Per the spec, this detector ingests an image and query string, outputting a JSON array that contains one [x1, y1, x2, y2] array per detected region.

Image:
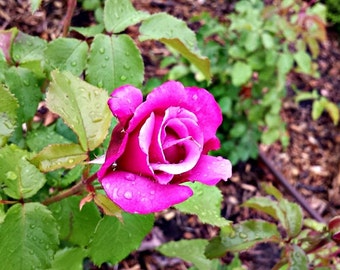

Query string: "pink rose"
[[98, 81, 231, 214]]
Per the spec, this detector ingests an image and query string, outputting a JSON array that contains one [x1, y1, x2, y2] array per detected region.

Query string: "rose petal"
[[108, 85, 143, 125], [187, 155, 232, 185], [100, 171, 193, 214], [97, 123, 128, 179]]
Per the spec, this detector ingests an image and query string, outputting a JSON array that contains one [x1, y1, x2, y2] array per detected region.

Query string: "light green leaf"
[[46, 165, 84, 188], [0, 194, 5, 223], [70, 24, 105, 37], [139, 13, 211, 82], [213, 220, 280, 253], [261, 32, 275, 49], [323, 98, 339, 125], [288, 245, 308, 270], [158, 239, 212, 270], [279, 200, 303, 238], [5, 66, 42, 122], [0, 145, 46, 199], [86, 34, 144, 90], [242, 197, 285, 225], [245, 32, 260, 52], [26, 126, 71, 152], [50, 247, 88, 270], [44, 38, 89, 76], [277, 53, 294, 75], [49, 196, 101, 247], [47, 70, 112, 151], [0, 203, 59, 270], [104, 0, 149, 33], [312, 99, 324, 120], [231, 61, 252, 86], [261, 128, 280, 145], [29, 0, 42, 13], [175, 182, 230, 227], [12, 31, 46, 64], [262, 183, 283, 201], [30, 143, 88, 172], [88, 213, 154, 265], [294, 51, 312, 74], [0, 84, 18, 146]]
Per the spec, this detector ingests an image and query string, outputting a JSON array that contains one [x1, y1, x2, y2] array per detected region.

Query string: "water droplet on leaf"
[[120, 75, 127, 81], [6, 171, 17, 180], [99, 48, 105, 54], [97, 81, 103, 88], [71, 61, 77, 66], [101, 63, 107, 68], [239, 232, 248, 239]]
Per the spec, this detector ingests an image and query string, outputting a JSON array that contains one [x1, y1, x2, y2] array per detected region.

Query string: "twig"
[[259, 150, 325, 223], [62, 0, 77, 37]]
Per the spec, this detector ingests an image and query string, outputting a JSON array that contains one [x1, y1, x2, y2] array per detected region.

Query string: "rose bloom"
[[97, 81, 232, 214]]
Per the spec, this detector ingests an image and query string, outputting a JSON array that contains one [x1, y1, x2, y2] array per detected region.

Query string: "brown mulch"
[[1, 0, 340, 269]]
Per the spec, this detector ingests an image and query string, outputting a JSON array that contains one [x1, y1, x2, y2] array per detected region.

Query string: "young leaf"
[[0, 28, 18, 62], [0, 84, 18, 146], [175, 182, 231, 227], [0, 145, 46, 199], [139, 13, 211, 82], [231, 61, 252, 86], [0, 203, 59, 270], [49, 196, 101, 247], [279, 200, 303, 238], [30, 143, 88, 172], [157, 239, 212, 270], [294, 50, 312, 74], [277, 53, 294, 75], [51, 247, 88, 270], [262, 183, 283, 201], [209, 220, 281, 253], [86, 34, 144, 90], [5, 66, 42, 122], [88, 213, 154, 265], [104, 0, 149, 33], [312, 99, 324, 121], [288, 245, 309, 270], [323, 98, 339, 125], [29, 0, 42, 13], [47, 70, 112, 151], [44, 38, 89, 76], [242, 197, 286, 225]]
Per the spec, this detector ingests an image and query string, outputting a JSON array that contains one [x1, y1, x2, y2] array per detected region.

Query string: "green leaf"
[[261, 128, 280, 145], [158, 239, 212, 270], [288, 245, 308, 270], [70, 24, 105, 37], [323, 98, 339, 125], [44, 38, 89, 76], [50, 247, 88, 270], [245, 32, 260, 52], [262, 183, 283, 201], [279, 200, 303, 238], [46, 165, 84, 188], [230, 122, 247, 138], [0, 145, 46, 199], [12, 31, 46, 64], [242, 197, 285, 224], [277, 53, 294, 75], [88, 213, 154, 265], [0, 84, 19, 146], [26, 126, 71, 152], [29, 0, 42, 13], [175, 182, 231, 227], [294, 51, 312, 74], [261, 32, 275, 49], [49, 196, 101, 246], [5, 66, 42, 122], [47, 70, 112, 151], [0, 203, 59, 270], [104, 0, 149, 33], [30, 143, 88, 172], [86, 34, 144, 90], [209, 220, 280, 253], [139, 13, 211, 82], [231, 61, 252, 86], [312, 99, 324, 120]]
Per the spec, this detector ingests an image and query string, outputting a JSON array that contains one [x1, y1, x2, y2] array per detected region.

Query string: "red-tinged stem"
[[62, 0, 77, 37], [0, 200, 18, 205], [41, 172, 98, 206]]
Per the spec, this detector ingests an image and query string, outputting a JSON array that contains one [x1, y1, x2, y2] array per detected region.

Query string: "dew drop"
[[97, 81, 103, 88], [239, 232, 248, 239], [6, 171, 17, 180], [113, 188, 119, 199], [123, 64, 130, 70], [125, 51, 130, 56], [101, 63, 107, 68], [104, 56, 110, 61], [71, 61, 77, 67], [23, 80, 30, 86], [68, 159, 74, 164], [89, 111, 102, 123], [149, 190, 155, 195], [124, 191, 133, 200], [192, 94, 198, 100], [216, 156, 223, 161], [29, 250, 34, 255], [30, 224, 36, 229], [94, 90, 100, 96], [27, 41, 33, 46], [99, 48, 105, 54], [125, 174, 136, 181], [120, 75, 127, 81]]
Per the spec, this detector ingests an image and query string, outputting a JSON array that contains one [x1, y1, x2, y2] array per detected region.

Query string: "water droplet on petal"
[[125, 174, 136, 181], [216, 156, 223, 161], [112, 188, 119, 199], [150, 190, 155, 195], [124, 191, 133, 200], [192, 94, 198, 100]]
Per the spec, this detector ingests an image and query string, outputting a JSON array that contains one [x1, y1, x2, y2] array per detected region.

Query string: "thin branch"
[[62, 0, 77, 37]]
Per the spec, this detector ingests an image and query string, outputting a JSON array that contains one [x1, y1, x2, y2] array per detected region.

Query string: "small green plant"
[[162, 0, 327, 164], [294, 87, 339, 125]]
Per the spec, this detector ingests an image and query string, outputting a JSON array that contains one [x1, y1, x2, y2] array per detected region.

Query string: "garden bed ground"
[[1, 0, 340, 269]]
